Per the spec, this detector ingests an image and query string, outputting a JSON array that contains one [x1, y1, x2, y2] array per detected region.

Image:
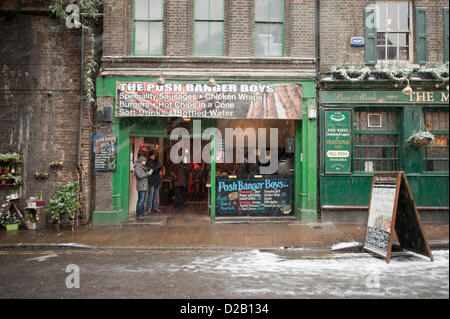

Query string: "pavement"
[[0, 210, 448, 254]]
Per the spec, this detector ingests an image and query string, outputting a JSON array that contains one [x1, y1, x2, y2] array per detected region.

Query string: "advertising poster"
[[116, 82, 303, 120], [93, 135, 117, 171], [324, 109, 352, 173]]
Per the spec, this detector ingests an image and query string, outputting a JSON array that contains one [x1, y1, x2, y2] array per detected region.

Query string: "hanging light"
[[207, 73, 217, 87], [401, 78, 413, 96], [156, 72, 165, 86]]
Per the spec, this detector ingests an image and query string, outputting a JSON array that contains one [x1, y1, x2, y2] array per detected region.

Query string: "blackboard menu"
[[93, 135, 117, 171], [216, 176, 293, 216]]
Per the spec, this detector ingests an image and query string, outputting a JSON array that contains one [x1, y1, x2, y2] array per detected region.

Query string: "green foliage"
[[418, 62, 449, 81], [331, 63, 371, 82], [46, 181, 79, 226], [0, 152, 22, 164], [373, 62, 412, 81]]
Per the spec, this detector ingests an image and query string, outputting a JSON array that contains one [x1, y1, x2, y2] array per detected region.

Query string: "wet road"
[[0, 248, 448, 300]]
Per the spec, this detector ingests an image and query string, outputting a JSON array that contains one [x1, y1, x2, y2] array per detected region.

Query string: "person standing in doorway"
[[145, 150, 163, 214], [134, 156, 153, 221], [171, 162, 188, 209]]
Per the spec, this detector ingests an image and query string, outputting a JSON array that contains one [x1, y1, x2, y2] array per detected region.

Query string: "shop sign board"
[[116, 82, 303, 120], [324, 109, 352, 174], [93, 135, 117, 171], [364, 172, 434, 263], [216, 176, 293, 216], [321, 90, 449, 104]]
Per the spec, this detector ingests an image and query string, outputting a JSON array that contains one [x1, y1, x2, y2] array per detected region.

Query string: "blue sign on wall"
[[351, 37, 365, 47]]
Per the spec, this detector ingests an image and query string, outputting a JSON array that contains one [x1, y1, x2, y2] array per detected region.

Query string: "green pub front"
[[320, 82, 449, 222]]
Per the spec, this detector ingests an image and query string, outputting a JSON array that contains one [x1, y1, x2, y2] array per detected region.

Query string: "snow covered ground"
[[166, 249, 449, 298]]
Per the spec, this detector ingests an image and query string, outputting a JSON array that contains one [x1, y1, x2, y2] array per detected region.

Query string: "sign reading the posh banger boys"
[[116, 82, 303, 120], [324, 109, 352, 174], [216, 176, 293, 216]]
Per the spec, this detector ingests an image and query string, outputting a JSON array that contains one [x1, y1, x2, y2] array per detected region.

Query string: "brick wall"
[[320, 0, 449, 72], [0, 5, 96, 224], [103, 0, 316, 59]]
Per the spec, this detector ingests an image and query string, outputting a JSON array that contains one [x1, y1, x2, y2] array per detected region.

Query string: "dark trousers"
[[174, 186, 187, 207], [136, 190, 146, 217]]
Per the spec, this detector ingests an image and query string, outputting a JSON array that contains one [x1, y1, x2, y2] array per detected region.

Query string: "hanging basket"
[[413, 137, 433, 147]]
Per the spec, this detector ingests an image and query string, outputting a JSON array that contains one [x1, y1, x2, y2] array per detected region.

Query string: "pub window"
[[376, 1, 411, 62], [194, 0, 224, 56], [133, 0, 164, 55], [353, 110, 400, 172], [422, 110, 449, 172], [254, 0, 284, 57]]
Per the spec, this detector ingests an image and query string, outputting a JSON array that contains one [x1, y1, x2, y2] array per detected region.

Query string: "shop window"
[[194, 0, 224, 56], [375, 1, 411, 62], [353, 111, 399, 172], [133, 0, 164, 55], [254, 0, 284, 57], [422, 111, 449, 172]]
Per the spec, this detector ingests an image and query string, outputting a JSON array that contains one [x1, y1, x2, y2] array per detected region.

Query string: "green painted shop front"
[[320, 82, 449, 222], [93, 77, 317, 224]]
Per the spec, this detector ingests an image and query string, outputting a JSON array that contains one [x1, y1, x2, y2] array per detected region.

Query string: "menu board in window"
[[93, 135, 117, 171], [216, 176, 293, 216]]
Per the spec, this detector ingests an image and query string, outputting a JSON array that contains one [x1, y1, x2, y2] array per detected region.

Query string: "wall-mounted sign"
[[116, 82, 303, 120], [93, 135, 117, 171], [324, 109, 352, 174], [364, 172, 434, 263], [321, 91, 449, 104], [350, 37, 365, 47], [216, 176, 293, 216]]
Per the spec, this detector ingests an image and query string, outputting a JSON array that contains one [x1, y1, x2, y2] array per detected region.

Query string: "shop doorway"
[[128, 131, 211, 220]]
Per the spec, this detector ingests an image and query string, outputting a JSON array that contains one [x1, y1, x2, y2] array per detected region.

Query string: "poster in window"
[[324, 109, 352, 174]]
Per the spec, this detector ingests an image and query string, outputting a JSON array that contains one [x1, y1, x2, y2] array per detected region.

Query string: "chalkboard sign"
[[363, 172, 433, 263], [216, 176, 293, 216], [93, 135, 117, 171]]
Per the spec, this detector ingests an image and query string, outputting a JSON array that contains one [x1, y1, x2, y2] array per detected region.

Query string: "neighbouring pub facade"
[[318, 0, 449, 222], [92, 0, 318, 224]]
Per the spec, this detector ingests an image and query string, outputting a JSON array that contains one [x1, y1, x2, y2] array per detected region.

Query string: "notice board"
[[323, 109, 352, 174], [363, 172, 433, 263], [93, 135, 117, 171], [216, 176, 293, 216]]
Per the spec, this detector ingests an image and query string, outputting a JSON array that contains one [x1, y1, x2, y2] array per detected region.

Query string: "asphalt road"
[[0, 248, 448, 301]]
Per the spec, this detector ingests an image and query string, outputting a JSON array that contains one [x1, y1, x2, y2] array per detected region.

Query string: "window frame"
[[421, 108, 449, 174], [254, 0, 285, 57], [193, 0, 225, 56], [352, 108, 402, 174], [133, 0, 164, 56], [375, 1, 413, 64]]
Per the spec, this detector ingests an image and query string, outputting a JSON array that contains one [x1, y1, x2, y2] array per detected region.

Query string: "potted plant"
[[1, 210, 22, 231], [407, 131, 435, 147], [26, 211, 38, 230], [49, 158, 64, 167], [34, 169, 49, 179], [46, 181, 79, 231], [331, 62, 371, 81], [372, 62, 412, 81]]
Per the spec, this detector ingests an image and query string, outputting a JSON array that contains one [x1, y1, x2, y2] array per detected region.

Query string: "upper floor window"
[[194, 0, 224, 56], [134, 0, 164, 55], [376, 1, 411, 62], [254, 0, 284, 57]]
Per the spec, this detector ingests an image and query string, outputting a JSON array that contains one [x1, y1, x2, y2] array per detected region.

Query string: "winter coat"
[[134, 162, 149, 191], [146, 159, 162, 187]]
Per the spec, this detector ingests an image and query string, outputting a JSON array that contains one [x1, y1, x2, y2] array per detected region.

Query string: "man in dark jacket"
[[145, 150, 163, 213], [134, 156, 152, 220]]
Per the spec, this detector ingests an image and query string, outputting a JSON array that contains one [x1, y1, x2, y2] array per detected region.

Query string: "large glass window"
[[254, 0, 284, 57], [194, 0, 224, 56], [422, 110, 449, 172], [376, 1, 411, 61], [134, 0, 163, 55], [353, 110, 400, 172]]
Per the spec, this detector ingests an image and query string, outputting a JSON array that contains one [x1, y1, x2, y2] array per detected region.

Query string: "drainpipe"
[[77, 17, 85, 223], [315, 0, 322, 222]]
